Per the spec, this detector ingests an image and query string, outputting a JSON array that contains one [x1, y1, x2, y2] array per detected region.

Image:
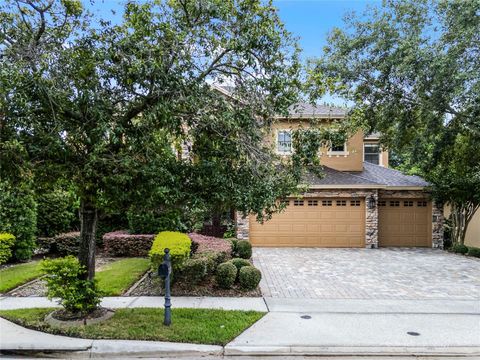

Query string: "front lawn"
[[0, 261, 43, 293], [96, 257, 150, 296], [0, 308, 264, 345]]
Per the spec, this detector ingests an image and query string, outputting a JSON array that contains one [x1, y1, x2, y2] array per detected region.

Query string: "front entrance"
[[250, 198, 365, 247], [378, 198, 431, 247]]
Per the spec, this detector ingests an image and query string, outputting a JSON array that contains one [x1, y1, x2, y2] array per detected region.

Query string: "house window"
[[336, 200, 347, 206], [308, 200, 318, 206], [378, 200, 386, 206], [417, 201, 427, 207], [404, 201, 413, 207], [280, 199, 289, 206], [350, 200, 361, 206], [322, 200, 332, 206], [277, 130, 292, 154], [390, 200, 400, 207], [293, 199, 304, 206], [364, 144, 380, 165], [331, 142, 345, 152]]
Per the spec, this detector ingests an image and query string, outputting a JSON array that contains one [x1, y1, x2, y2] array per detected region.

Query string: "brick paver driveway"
[[253, 248, 480, 300]]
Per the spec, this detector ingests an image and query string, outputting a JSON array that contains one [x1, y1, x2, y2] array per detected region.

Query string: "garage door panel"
[[250, 198, 365, 247], [379, 198, 431, 247]]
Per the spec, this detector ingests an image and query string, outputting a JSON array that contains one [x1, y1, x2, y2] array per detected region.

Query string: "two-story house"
[[235, 102, 444, 249]]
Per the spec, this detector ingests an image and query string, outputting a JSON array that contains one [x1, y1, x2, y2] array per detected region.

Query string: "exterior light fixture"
[[367, 195, 376, 209]]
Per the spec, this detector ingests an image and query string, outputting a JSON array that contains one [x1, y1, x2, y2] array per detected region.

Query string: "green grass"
[[96, 258, 150, 296], [0, 261, 43, 293], [0, 308, 265, 345]]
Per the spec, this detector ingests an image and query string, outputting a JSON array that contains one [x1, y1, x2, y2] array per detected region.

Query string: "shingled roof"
[[286, 102, 347, 118], [304, 162, 429, 188]]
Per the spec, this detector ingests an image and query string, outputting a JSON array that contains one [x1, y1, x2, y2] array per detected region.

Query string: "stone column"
[[432, 201, 444, 249], [365, 190, 379, 248], [235, 211, 249, 240]]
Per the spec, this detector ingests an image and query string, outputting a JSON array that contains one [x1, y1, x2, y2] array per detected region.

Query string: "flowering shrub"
[[103, 231, 154, 257], [188, 233, 232, 255]]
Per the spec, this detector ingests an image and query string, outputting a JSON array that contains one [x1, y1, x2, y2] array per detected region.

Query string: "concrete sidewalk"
[[0, 296, 268, 312]]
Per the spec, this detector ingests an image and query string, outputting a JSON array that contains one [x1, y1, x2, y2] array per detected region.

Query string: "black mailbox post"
[[158, 248, 172, 326]]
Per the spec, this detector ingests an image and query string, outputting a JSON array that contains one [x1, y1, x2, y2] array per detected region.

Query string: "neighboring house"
[[444, 206, 480, 248], [235, 102, 444, 249]]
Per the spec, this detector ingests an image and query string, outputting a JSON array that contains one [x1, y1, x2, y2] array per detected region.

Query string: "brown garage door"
[[378, 199, 431, 247], [250, 198, 365, 247]]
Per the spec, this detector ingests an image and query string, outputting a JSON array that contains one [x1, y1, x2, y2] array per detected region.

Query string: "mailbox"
[[158, 263, 169, 279]]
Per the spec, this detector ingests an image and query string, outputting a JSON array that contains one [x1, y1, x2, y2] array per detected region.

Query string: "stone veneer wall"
[[235, 211, 249, 240]]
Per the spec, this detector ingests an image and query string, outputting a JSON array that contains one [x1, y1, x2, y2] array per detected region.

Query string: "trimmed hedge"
[[239, 266, 261, 290], [103, 231, 154, 257], [215, 262, 237, 289], [0, 181, 37, 261], [0, 233, 16, 264], [188, 233, 232, 254], [177, 257, 208, 284], [452, 243, 468, 254], [236, 240, 252, 259], [54, 232, 81, 255], [149, 231, 191, 271], [468, 247, 480, 258]]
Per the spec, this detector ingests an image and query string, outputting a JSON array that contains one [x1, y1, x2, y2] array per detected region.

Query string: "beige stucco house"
[[235, 102, 444, 249]]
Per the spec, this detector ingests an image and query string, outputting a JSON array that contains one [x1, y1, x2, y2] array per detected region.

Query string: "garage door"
[[378, 199, 431, 247], [250, 198, 365, 247]]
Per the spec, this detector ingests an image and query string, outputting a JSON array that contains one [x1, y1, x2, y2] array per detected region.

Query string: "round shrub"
[[178, 257, 208, 284], [229, 258, 251, 271], [0, 233, 16, 264], [215, 262, 237, 289], [452, 243, 468, 254], [0, 181, 37, 261], [467, 247, 480, 258], [239, 266, 262, 290], [236, 240, 252, 259]]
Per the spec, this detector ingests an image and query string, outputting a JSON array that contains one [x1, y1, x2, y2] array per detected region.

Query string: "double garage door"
[[250, 198, 365, 247], [250, 198, 431, 247]]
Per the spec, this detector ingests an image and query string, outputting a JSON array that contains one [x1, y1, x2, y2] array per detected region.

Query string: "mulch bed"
[[129, 271, 261, 297]]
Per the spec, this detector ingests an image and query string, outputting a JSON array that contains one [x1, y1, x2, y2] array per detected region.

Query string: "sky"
[[86, 0, 382, 104]]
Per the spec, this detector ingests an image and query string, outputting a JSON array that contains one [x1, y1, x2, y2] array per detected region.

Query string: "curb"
[[223, 345, 480, 357]]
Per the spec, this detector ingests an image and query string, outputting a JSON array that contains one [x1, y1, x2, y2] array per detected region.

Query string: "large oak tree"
[[0, 0, 303, 278]]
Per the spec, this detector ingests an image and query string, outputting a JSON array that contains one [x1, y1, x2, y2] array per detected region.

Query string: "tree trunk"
[[78, 198, 98, 280], [450, 202, 479, 246]]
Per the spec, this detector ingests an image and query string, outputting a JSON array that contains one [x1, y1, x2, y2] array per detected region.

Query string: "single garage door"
[[250, 198, 365, 247], [378, 199, 431, 247]]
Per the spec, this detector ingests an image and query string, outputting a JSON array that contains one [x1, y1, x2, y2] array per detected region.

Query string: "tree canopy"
[[314, 0, 480, 244], [0, 0, 304, 277]]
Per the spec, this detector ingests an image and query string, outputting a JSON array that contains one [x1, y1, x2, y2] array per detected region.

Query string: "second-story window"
[[364, 144, 380, 165], [277, 130, 292, 154]]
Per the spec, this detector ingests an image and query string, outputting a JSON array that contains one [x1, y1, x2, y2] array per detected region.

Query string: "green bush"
[[54, 232, 81, 255], [226, 238, 238, 253], [452, 243, 468, 254], [468, 247, 480, 258], [193, 252, 218, 275], [0, 233, 16, 264], [177, 258, 208, 284], [149, 231, 191, 271], [0, 181, 37, 261], [36, 189, 78, 238], [41, 256, 102, 316], [215, 262, 237, 289], [229, 258, 251, 271], [236, 240, 252, 259], [238, 266, 261, 290]]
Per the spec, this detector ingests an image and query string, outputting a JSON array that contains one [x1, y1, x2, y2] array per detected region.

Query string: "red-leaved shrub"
[[103, 231, 154, 257], [188, 233, 232, 255]]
